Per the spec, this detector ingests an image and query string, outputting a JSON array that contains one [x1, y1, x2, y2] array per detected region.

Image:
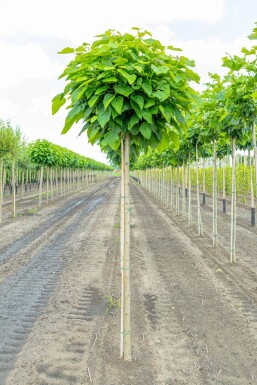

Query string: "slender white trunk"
[[12, 160, 16, 218], [230, 138, 237, 263], [39, 166, 43, 207], [120, 138, 125, 359], [123, 134, 131, 361], [213, 141, 218, 247], [0, 159, 3, 223], [252, 121, 257, 198], [249, 149, 255, 226], [188, 155, 192, 227], [182, 162, 186, 219], [196, 144, 203, 235]]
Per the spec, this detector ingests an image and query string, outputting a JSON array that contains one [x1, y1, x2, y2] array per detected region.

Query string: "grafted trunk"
[[39, 166, 44, 207], [230, 138, 236, 263], [213, 141, 218, 247], [123, 134, 131, 361], [0, 159, 3, 223], [12, 160, 16, 218], [249, 149, 255, 226], [196, 143, 203, 236], [120, 138, 125, 359], [188, 155, 192, 227]]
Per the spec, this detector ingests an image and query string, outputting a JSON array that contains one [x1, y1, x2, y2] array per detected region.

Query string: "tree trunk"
[[188, 155, 192, 227], [39, 166, 43, 207], [222, 156, 227, 213], [123, 134, 131, 361], [12, 160, 16, 218], [46, 167, 49, 203], [202, 158, 206, 205], [249, 149, 255, 226], [182, 161, 186, 219], [213, 141, 218, 247], [230, 138, 236, 263], [252, 121, 257, 199], [196, 144, 203, 235], [0, 159, 3, 223], [120, 138, 125, 359]]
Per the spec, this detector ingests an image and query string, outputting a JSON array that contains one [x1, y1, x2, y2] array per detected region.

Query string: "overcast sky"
[[0, 0, 256, 164]]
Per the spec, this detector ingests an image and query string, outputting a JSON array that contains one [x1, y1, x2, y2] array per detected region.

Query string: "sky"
[[0, 0, 256, 164]]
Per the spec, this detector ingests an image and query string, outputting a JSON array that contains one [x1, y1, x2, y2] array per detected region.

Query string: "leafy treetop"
[[52, 28, 200, 160]]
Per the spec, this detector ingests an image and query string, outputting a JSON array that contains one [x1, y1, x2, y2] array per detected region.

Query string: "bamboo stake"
[[196, 144, 203, 235], [39, 166, 43, 207], [123, 134, 131, 361], [0, 159, 3, 223], [12, 160, 16, 218], [252, 121, 257, 198], [46, 167, 49, 203], [213, 141, 218, 247], [222, 156, 227, 213], [120, 138, 125, 359], [230, 138, 236, 263], [249, 149, 255, 226], [188, 155, 192, 227], [182, 161, 186, 219]]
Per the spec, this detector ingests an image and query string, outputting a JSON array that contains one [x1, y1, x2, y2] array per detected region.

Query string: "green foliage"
[[53, 28, 200, 160], [29, 139, 113, 170], [0, 119, 24, 159]]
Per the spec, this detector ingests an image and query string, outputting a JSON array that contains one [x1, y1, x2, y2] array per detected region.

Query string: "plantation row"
[[0, 121, 113, 221]]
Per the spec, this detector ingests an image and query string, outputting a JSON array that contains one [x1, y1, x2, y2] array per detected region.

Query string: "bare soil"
[[0, 178, 257, 385]]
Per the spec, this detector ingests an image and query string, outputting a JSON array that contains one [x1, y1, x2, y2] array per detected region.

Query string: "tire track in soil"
[[145, 185, 257, 335], [0, 179, 118, 385], [0, 181, 111, 281], [172, 191, 257, 329], [130, 182, 257, 385]]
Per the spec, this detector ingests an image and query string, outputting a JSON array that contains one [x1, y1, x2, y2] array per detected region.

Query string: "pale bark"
[[230, 138, 237, 263]]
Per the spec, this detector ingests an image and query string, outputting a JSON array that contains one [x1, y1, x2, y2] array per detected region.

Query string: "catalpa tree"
[[52, 28, 200, 361]]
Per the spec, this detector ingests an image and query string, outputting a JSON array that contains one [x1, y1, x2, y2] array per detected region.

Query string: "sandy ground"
[[0, 177, 257, 385]]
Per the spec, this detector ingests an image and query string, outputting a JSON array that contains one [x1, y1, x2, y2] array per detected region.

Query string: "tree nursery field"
[[0, 24, 257, 385]]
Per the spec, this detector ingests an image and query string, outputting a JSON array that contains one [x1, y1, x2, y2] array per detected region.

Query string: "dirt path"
[[0, 179, 257, 384]]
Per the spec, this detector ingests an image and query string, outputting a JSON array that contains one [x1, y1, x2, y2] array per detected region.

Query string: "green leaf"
[[157, 130, 169, 151], [84, 107, 93, 119], [252, 90, 257, 100], [102, 77, 118, 83], [145, 98, 155, 108], [142, 80, 152, 96], [58, 47, 74, 54], [62, 104, 84, 134], [130, 99, 142, 118], [95, 85, 109, 95], [102, 131, 120, 150], [114, 84, 134, 97], [167, 45, 183, 52], [88, 94, 99, 108], [103, 93, 115, 109], [111, 96, 124, 114], [159, 105, 172, 124], [153, 84, 170, 102], [117, 69, 137, 85], [131, 94, 144, 110], [128, 114, 140, 130], [52, 93, 66, 115], [88, 125, 101, 142], [151, 64, 169, 75], [97, 107, 112, 128], [142, 110, 153, 124], [169, 131, 180, 150], [139, 122, 152, 139]]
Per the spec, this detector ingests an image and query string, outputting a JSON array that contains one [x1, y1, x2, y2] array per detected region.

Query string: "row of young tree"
[[131, 24, 256, 265], [0, 119, 113, 222], [52, 23, 256, 360]]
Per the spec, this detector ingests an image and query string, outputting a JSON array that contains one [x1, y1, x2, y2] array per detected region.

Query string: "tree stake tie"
[[126, 207, 133, 213], [121, 267, 129, 271]]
